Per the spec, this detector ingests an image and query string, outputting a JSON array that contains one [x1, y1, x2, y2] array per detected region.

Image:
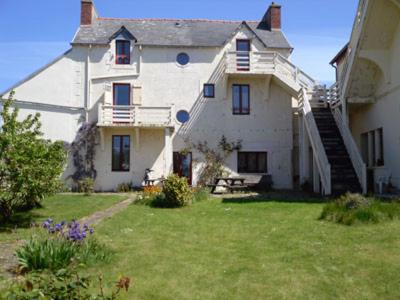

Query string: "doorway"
[[173, 152, 192, 185]]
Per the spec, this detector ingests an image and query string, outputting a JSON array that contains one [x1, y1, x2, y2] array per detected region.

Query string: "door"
[[113, 83, 131, 123], [236, 39, 251, 71], [173, 152, 192, 185]]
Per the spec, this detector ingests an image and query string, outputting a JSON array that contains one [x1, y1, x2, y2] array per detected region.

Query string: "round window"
[[177, 53, 190, 66], [176, 110, 190, 123]]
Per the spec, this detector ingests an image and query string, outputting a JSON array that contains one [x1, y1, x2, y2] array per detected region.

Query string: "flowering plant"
[[42, 218, 94, 242], [16, 218, 110, 272]]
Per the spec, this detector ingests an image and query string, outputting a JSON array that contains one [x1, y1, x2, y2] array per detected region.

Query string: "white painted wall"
[[2, 26, 298, 191], [348, 13, 400, 190]]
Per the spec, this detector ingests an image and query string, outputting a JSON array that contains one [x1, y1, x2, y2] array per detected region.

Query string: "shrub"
[[15, 219, 111, 272], [155, 174, 192, 208], [79, 177, 95, 196], [0, 91, 67, 220], [117, 182, 132, 193], [192, 187, 211, 203], [2, 268, 131, 299], [320, 193, 400, 225]]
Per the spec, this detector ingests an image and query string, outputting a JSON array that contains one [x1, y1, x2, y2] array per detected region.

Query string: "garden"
[[1, 92, 400, 299]]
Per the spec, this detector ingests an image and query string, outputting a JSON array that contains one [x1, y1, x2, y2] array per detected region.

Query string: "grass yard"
[[0, 194, 126, 243], [88, 197, 400, 300]]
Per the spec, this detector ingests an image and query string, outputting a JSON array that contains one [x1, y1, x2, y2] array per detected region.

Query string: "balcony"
[[97, 105, 174, 128], [225, 51, 316, 90]]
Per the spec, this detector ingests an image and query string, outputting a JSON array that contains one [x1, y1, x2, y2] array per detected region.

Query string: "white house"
[[1, 0, 370, 195], [330, 0, 400, 193]]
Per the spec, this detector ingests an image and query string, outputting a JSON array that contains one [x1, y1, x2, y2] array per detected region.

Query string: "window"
[[377, 128, 384, 166], [116, 40, 130, 65], [176, 110, 190, 123], [204, 84, 215, 98], [361, 128, 385, 167], [177, 53, 190, 66], [113, 84, 131, 106], [232, 84, 250, 115], [112, 136, 130, 172], [238, 152, 267, 173], [236, 39, 251, 71]]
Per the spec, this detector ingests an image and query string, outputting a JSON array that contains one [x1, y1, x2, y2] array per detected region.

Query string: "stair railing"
[[332, 107, 367, 194], [299, 88, 332, 195]]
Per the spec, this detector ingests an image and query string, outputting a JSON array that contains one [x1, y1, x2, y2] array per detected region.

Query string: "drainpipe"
[[85, 44, 92, 122]]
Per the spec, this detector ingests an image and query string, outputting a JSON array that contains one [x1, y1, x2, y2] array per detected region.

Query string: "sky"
[[0, 0, 358, 93]]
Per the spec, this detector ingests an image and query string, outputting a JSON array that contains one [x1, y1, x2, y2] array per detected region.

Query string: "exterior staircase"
[[312, 107, 362, 195]]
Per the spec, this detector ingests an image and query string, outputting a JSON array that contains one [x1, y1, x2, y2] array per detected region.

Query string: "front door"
[[236, 39, 251, 71], [173, 152, 192, 185]]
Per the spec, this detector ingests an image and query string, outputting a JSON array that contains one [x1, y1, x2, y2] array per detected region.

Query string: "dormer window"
[[116, 40, 131, 65]]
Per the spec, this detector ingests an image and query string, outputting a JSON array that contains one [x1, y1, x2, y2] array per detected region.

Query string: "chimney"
[[81, 0, 97, 26], [262, 2, 281, 31]]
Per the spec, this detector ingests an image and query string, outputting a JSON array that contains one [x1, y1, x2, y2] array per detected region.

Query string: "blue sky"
[[0, 0, 358, 93]]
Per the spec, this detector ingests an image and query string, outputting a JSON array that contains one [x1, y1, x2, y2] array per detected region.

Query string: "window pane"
[[377, 128, 384, 166], [237, 40, 250, 52], [248, 153, 257, 172], [371, 131, 376, 166], [112, 136, 121, 171], [122, 136, 130, 171], [258, 153, 267, 173], [204, 84, 215, 98], [233, 86, 241, 113], [242, 86, 250, 113], [116, 41, 130, 64], [238, 153, 247, 173], [114, 84, 130, 106], [238, 152, 267, 173], [177, 53, 190, 65]]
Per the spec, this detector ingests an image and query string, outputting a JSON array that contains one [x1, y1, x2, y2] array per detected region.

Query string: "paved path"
[[79, 197, 134, 226], [0, 195, 135, 282]]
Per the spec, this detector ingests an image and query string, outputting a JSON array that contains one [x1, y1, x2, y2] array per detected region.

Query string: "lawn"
[[2, 194, 400, 299], [0, 194, 126, 243], [86, 197, 400, 299]]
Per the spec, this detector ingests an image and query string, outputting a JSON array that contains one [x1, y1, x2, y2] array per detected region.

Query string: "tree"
[[0, 91, 67, 220]]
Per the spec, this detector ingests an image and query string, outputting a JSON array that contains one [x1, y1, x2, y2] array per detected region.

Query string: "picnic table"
[[209, 177, 248, 194]]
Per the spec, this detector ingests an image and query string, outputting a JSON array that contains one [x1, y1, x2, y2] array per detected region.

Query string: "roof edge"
[[0, 49, 72, 97]]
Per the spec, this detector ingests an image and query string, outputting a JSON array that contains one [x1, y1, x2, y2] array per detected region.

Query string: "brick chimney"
[[262, 2, 281, 31], [81, 0, 97, 26]]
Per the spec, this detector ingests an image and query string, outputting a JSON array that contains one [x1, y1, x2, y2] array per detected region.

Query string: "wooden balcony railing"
[[98, 105, 174, 128], [226, 51, 317, 90]]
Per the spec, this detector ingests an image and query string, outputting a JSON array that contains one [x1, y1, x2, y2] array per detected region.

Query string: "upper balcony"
[[97, 105, 175, 128], [225, 51, 316, 90]]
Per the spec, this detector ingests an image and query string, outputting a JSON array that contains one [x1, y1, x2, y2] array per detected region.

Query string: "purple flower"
[[89, 228, 94, 234]]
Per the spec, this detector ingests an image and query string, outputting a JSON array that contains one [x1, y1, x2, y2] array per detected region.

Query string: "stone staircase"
[[312, 107, 362, 195]]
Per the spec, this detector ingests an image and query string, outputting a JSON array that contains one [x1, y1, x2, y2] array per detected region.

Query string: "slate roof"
[[72, 18, 292, 49]]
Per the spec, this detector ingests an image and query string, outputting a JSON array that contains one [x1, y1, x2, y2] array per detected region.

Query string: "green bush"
[[79, 177, 95, 196], [16, 235, 111, 272], [154, 174, 192, 208], [117, 182, 132, 193], [192, 187, 211, 203], [320, 193, 400, 225], [0, 91, 67, 220]]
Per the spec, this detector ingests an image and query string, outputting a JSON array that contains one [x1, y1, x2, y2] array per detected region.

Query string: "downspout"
[[85, 44, 92, 122]]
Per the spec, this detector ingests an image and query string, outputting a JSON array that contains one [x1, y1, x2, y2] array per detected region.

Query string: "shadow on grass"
[[221, 190, 331, 204], [0, 211, 44, 233]]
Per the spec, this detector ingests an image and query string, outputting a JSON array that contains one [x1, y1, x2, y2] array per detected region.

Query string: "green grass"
[[3, 194, 400, 299], [86, 197, 400, 299], [0, 194, 126, 243]]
